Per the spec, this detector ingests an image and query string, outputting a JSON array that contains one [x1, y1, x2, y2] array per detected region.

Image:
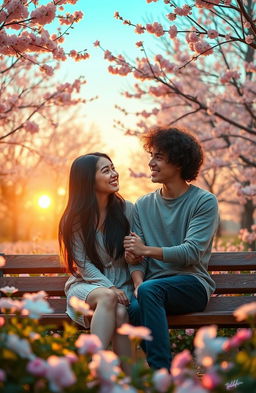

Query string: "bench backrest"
[[0, 252, 256, 297]]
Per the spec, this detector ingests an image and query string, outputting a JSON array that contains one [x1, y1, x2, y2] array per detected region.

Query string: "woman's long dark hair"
[[58, 153, 130, 275]]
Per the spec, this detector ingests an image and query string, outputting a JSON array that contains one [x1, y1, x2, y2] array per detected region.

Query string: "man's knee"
[[137, 280, 156, 298]]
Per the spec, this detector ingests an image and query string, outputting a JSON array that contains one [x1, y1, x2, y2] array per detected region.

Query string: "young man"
[[124, 127, 219, 370]]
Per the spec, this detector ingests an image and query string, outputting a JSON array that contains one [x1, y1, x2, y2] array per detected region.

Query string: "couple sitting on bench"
[[58, 127, 219, 372]]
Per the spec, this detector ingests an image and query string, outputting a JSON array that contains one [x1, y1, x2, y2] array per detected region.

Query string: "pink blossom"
[[31, 3, 56, 26], [223, 328, 252, 351], [0, 286, 18, 295], [193, 40, 213, 56], [185, 328, 195, 336], [186, 31, 200, 43], [245, 35, 254, 44], [194, 325, 227, 367], [196, 0, 220, 9], [0, 317, 5, 327], [207, 29, 219, 39], [23, 291, 47, 301], [166, 13, 176, 21], [202, 371, 221, 389], [69, 296, 93, 316], [117, 323, 153, 341], [0, 369, 6, 382], [0, 255, 6, 267], [23, 121, 39, 134], [147, 0, 159, 3], [169, 25, 177, 39], [152, 368, 172, 392], [46, 356, 76, 391], [0, 298, 23, 312], [40, 64, 54, 76], [27, 358, 48, 377], [136, 41, 143, 47], [220, 69, 240, 84], [134, 24, 145, 34], [89, 350, 121, 383], [233, 302, 256, 321], [174, 5, 191, 16], [75, 334, 102, 354], [94, 40, 100, 47]]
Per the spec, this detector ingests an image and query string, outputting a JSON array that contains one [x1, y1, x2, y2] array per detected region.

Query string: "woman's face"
[[95, 157, 119, 195]]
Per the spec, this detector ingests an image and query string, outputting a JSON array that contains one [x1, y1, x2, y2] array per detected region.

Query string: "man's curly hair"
[[142, 127, 204, 182]]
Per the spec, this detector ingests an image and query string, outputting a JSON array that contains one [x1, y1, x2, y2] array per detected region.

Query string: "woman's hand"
[[124, 232, 146, 257], [110, 287, 129, 306]]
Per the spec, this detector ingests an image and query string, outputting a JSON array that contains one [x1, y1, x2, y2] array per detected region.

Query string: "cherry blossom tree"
[[0, 0, 88, 141], [99, 0, 256, 240]]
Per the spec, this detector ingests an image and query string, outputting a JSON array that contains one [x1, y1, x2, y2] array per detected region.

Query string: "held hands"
[[125, 250, 143, 265], [123, 232, 146, 258], [110, 287, 129, 306]]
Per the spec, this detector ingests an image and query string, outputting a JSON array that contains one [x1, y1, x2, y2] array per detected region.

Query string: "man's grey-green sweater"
[[129, 185, 219, 300]]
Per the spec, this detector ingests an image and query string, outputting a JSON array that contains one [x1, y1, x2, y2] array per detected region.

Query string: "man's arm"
[[124, 194, 219, 266]]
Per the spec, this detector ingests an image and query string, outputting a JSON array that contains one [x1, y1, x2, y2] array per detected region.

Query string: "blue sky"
[[57, 0, 168, 158]]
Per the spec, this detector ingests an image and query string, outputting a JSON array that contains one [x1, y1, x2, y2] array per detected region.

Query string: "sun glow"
[[38, 195, 51, 209]]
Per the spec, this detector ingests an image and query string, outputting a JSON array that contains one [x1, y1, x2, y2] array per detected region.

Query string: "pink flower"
[[89, 350, 121, 383], [207, 29, 219, 39], [202, 371, 221, 389], [0, 286, 18, 295], [31, 3, 56, 26], [0, 317, 5, 327], [40, 64, 54, 76], [185, 328, 195, 336], [233, 302, 256, 321], [23, 121, 39, 134], [93, 40, 100, 47], [223, 329, 252, 351], [27, 358, 48, 377], [245, 35, 254, 44], [75, 334, 102, 354], [0, 369, 6, 382], [152, 368, 172, 392], [194, 325, 227, 367], [166, 13, 176, 21], [0, 256, 5, 267], [134, 24, 145, 34], [46, 356, 76, 391], [169, 25, 177, 39], [117, 323, 153, 341], [136, 41, 143, 47], [69, 296, 93, 316], [0, 298, 23, 312]]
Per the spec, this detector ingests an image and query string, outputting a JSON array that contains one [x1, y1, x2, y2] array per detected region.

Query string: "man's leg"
[[137, 275, 208, 370]]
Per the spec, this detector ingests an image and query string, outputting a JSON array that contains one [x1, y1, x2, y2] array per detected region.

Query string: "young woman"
[[59, 153, 134, 365]]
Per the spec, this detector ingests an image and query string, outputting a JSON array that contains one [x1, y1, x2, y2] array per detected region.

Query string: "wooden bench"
[[0, 252, 256, 328]]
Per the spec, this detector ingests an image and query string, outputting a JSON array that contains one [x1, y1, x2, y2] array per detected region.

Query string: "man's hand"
[[125, 250, 143, 265], [124, 232, 146, 257], [110, 287, 129, 306]]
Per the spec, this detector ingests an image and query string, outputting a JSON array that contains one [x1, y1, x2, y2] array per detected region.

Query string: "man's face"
[[148, 147, 181, 184]]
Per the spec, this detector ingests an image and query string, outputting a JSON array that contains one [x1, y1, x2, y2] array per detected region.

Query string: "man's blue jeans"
[[128, 275, 208, 370]]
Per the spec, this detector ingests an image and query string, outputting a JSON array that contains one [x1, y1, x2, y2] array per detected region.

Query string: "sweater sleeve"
[[162, 194, 219, 266], [128, 203, 147, 275], [73, 232, 114, 288]]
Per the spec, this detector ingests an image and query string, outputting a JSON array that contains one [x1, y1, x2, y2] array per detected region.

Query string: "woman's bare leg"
[[86, 287, 118, 349], [112, 304, 132, 374]]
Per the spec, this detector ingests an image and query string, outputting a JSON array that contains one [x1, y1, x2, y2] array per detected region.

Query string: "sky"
[[56, 0, 168, 162]]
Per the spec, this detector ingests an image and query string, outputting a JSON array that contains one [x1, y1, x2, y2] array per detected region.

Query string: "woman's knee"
[[115, 304, 129, 327], [88, 287, 118, 308]]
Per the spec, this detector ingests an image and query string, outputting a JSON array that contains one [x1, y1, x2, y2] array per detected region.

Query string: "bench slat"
[[7, 296, 254, 328], [1, 274, 255, 296], [1, 252, 256, 274], [0, 255, 65, 274]]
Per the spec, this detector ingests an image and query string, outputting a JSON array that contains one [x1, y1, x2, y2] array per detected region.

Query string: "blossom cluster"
[[0, 282, 256, 392], [0, 0, 87, 72]]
